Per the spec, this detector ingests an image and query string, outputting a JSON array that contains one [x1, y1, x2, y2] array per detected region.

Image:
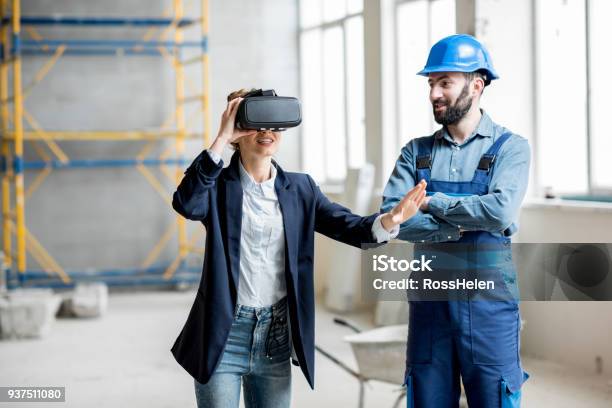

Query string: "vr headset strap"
[[245, 89, 277, 97]]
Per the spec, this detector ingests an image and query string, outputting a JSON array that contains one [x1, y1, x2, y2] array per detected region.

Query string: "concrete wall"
[[10, 0, 299, 272]]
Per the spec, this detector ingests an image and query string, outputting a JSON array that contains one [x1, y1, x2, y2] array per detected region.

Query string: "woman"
[[171, 89, 427, 408]]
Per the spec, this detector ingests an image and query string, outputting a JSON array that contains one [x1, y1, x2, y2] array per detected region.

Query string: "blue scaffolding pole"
[[16, 38, 207, 56], [4, 263, 202, 289], [19, 48, 191, 57], [20, 39, 206, 49], [0, 158, 192, 172], [1, 16, 200, 27], [1, 17, 208, 58]]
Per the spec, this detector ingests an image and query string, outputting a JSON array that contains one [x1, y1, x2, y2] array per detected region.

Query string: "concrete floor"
[[1, 290, 611, 407]]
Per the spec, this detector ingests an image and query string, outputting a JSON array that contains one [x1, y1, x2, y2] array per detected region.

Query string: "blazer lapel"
[[224, 152, 243, 299], [274, 161, 299, 293]]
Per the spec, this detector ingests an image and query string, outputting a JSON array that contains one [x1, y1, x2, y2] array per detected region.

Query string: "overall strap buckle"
[[477, 154, 496, 171], [416, 155, 432, 169]]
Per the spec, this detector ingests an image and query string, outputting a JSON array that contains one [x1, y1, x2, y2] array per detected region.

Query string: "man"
[[381, 34, 530, 407]]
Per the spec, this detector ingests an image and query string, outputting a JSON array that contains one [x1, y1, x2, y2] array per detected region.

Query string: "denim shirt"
[[381, 110, 531, 243]]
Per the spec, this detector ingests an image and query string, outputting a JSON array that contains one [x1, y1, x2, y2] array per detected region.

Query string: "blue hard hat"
[[417, 34, 499, 85]]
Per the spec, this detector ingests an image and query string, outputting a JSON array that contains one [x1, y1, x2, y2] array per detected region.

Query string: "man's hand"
[[380, 180, 427, 232], [419, 196, 432, 212]]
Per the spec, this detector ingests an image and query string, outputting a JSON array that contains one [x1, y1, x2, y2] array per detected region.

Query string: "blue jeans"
[[194, 297, 291, 408]]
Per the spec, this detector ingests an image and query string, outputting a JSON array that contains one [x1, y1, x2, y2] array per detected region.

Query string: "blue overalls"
[[405, 132, 529, 408]]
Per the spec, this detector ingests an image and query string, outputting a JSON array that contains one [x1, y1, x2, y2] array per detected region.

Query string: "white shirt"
[[237, 157, 287, 307], [206, 150, 398, 307]]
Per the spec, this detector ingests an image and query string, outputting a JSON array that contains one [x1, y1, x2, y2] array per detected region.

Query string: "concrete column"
[[456, 0, 477, 35], [364, 0, 397, 189]]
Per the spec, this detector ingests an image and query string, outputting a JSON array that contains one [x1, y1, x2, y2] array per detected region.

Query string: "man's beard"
[[432, 84, 472, 125]]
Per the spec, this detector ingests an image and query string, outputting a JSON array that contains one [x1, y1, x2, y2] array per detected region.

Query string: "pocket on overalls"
[[500, 370, 530, 408], [470, 300, 519, 365], [403, 367, 415, 408], [408, 301, 432, 364]]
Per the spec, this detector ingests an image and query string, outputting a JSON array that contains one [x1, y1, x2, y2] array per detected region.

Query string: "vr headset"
[[235, 89, 302, 131]]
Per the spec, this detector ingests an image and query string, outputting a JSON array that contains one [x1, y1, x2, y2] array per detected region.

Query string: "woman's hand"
[[380, 180, 427, 232], [209, 97, 257, 156]]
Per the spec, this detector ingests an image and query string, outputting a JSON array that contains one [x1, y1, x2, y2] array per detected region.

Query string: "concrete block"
[[0, 289, 62, 339], [59, 282, 108, 318]]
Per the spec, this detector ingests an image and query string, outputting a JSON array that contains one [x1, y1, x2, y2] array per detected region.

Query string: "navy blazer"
[[170, 150, 379, 389]]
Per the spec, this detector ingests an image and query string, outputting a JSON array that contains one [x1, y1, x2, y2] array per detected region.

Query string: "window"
[[536, 0, 612, 195], [588, 0, 612, 191], [536, 0, 588, 194], [299, 0, 365, 183], [395, 0, 456, 150]]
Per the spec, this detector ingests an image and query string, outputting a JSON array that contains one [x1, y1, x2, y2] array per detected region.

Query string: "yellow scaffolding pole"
[[1, 0, 12, 270], [3, 130, 202, 141], [12, 0, 26, 275]]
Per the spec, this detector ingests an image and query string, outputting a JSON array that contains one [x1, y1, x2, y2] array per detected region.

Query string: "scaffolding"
[[0, 0, 210, 288]]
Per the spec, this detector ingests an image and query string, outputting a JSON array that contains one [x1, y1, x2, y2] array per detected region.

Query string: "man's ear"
[[472, 77, 485, 96]]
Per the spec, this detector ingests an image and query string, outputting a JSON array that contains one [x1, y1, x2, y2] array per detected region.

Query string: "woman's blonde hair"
[[227, 88, 257, 151]]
